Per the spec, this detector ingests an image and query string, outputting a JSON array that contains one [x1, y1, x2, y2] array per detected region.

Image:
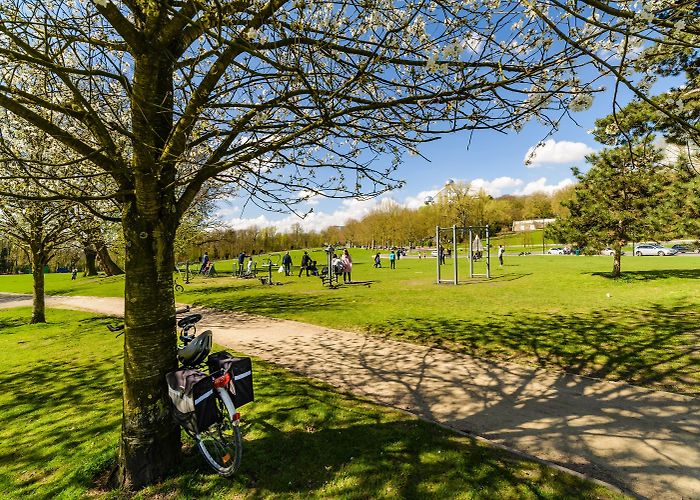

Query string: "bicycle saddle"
[[178, 313, 202, 329]]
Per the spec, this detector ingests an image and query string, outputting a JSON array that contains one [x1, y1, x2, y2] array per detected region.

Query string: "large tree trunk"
[[84, 244, 99, 276], [116, 207, 180, 489], [612, 247, 622, 278], [30, 250, 46, 324], [115, 40, 182, 490], [96, 239, 124, 276]]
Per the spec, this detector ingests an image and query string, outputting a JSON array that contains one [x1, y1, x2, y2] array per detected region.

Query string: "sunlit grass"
[[1, 253, 698, 393], [179, 253, 700, 394], [0, 308, 623, 499]]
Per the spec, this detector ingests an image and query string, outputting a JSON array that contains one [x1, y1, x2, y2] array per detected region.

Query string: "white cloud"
[[215, 205, 241, 219], [524, 139, 595, 167], [514, 177, 574, 196], [470, 177, 524, 197], [297, 190, 321, 206], [219, 196, 384, 233]]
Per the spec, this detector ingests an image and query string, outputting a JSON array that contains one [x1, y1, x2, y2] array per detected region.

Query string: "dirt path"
[[3, 293, 698, 499]]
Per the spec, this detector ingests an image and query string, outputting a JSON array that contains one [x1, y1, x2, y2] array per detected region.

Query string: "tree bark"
[[84, 244, 99, 276], [30, 250, 46, 324], [612, 247, 622, 278], [96, 240, 124, 276], [116, 208, 181, 489]]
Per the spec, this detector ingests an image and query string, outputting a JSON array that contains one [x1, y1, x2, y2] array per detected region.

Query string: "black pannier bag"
[[207, 351, 254, 408], [166, 368, 219, 434]]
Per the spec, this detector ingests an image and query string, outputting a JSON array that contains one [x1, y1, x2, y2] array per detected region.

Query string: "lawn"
[[1, 252, 698, 393], [182, 252, 700, 395], [0, 308, 622, 499]]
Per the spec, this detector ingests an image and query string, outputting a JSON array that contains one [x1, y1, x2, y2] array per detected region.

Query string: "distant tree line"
[[185, 188, 574, 259]]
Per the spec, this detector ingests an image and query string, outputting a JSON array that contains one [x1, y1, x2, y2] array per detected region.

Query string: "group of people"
[[198, 245, 505, 283], [373, 250, 398, 269], [281, 251, 319, 277], [282, 249, 353, 283]]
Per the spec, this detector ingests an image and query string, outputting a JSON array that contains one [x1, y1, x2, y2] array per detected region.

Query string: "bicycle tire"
[[174, 283, 185, 292], [196, 388, 242, 476]]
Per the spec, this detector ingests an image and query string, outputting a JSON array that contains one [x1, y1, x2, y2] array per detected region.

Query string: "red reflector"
[[213, 373, 231, 388]]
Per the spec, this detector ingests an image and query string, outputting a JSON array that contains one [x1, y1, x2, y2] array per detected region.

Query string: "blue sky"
[[217, 79, 672, 232]]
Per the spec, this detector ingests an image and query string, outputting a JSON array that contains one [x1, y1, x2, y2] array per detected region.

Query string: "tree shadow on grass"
[[590, 268, 700, 281], [0, 355, 122, 498], [459, 272, 532, 284], [188, 289, 345, 317], [228, 324, 698, 496], [0, 319, 610, 500], [150, 373, 609, 500], [366, 303, 700, 395], [0, 316, 28, 331]]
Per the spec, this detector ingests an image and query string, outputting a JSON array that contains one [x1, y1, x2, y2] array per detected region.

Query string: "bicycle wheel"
[[196, 389, 242, 476], [174, 283, 185, 292]]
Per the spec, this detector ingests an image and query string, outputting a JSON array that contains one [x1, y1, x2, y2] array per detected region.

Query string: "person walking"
[[298, 251, 311, 277], [282, 251, 293, 276], [341, 249, 353, 283], [374, 252, 382, 268], [389, 249, 396, 269], [498, 245, 505, 267]]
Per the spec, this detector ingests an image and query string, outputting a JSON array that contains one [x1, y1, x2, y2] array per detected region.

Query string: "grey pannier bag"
[[166, 368, 219, 434]]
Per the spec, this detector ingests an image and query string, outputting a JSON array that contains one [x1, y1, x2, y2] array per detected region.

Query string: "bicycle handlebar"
[[106, 306, 191, 335]]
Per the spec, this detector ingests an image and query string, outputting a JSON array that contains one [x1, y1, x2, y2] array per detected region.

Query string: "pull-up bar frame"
[[435, 225, 491, 285]]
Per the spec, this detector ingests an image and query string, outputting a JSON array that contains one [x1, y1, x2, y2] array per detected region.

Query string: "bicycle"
[[173, 266, 186, 293], [108, 307, 250, 476]]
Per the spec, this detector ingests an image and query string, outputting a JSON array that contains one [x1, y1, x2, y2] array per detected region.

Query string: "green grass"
[[0, 308, 622, 499], [2, 252, 698, 393], [177, 253, 700, 394], [0, 273, 126, 297]]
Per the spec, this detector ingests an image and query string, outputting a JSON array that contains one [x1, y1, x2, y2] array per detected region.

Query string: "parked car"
[[547, 247, 565, 255], [634, 244, 678, 256], [601, 248, 625, 256], [670, 244, 700, 253]]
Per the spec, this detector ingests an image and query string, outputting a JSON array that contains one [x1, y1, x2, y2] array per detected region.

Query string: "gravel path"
[[3, 293, 698, 499]]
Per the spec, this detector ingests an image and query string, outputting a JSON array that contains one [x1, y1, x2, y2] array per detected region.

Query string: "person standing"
[[282, 251, 293, 276], [200, 251, 210, 274], [341, 249, 353, 283], [298, 251, 311, 277], [237, 251, 246, 275], [389, 249, 396, 269], [498, 245, 505, 267], [246, 256, 255, 275], [374, 252, 382, 268]]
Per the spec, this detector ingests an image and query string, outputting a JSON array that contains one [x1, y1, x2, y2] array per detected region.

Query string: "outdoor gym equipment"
[[435, 225, 491, 284], [259, 255, 282, 285], [320, 245, 341, 288]]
